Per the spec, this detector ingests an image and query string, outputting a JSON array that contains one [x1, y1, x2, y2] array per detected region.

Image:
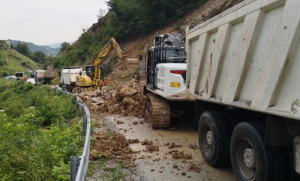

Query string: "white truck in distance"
[[35, 70, 55, 84], [60, 66, 82, 92], [186, 0, 300, 180]]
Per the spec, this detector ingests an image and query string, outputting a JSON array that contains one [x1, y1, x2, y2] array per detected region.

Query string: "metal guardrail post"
[[70, 156, 80, 181], [83, 116, 87, 136], [81, 106, 85, 119]]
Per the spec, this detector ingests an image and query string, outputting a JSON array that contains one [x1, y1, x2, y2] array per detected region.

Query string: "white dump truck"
[[60, 66, 82, 92], [34, 70, 55, 84], [185, 0, 300, 180]]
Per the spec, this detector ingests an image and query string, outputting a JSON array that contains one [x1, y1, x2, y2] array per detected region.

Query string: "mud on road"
[[87, 113, 235, 181]]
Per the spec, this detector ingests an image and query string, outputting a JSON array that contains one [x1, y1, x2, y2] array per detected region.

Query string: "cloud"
[[0, 0, 108, 45]]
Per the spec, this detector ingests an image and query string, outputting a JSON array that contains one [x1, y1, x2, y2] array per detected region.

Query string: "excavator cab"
[[85, 65, 104, 82], [86, 65, 95, 80], [146, 33, 186, 89]]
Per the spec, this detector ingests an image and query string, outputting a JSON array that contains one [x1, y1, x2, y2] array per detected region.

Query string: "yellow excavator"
[[75, 37, 125, 89]]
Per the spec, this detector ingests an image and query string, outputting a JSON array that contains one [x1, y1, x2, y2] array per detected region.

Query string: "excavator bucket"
[[144, 93, 171, 129]]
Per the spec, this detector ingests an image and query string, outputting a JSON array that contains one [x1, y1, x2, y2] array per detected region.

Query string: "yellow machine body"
[[76, 37, 125, 88]]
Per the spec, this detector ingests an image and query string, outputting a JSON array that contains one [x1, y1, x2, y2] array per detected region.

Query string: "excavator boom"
[[93, 37, 125, 86]]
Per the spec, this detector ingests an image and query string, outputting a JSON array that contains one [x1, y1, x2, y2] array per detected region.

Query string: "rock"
[[133, 121, 138, 125], [142, 139, 153, 145], [172, 151, 192, 159], [115, 92, 124, 101], [96, 88, 103, 96], [127, 105, 134, 112], [117, 120, 124, 124], [147, 145, 159, 151], [189, 163, 201, 173], [181, 172, 186, 176], [120, 86, 138, 97], [122, 97, 135, 105], [92, 97, 102, 103], [128, 139, 140, 143], [92, 133, 110, 140], [102, 86, 108, 92], [103, 93, 111, 100], [95, 122, 101, 128], [89, 149, 99, 160]]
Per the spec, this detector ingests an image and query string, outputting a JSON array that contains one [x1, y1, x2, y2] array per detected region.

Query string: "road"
[[103, 115, 236, 181]]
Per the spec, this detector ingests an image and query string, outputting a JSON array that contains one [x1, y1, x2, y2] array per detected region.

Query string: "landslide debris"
[[90, 132, 140, 165], [77, 78, 148, 118]]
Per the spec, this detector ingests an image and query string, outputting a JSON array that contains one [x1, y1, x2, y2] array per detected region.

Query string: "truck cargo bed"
[[186, 0, 300, 120]]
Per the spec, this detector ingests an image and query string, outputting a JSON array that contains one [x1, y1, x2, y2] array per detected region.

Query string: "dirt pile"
[[78, 78, 148, 118], [90, 132, 139, 162]]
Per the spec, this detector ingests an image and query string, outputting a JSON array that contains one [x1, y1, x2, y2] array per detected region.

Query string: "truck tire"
[[66, 85, 70, 92], [230, 122, 285, 181], [198, 111, 232, 167], [282, 147, 300, 181]]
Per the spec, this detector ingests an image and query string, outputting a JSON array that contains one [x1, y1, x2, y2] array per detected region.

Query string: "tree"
[[97, 8, 107, 19], [60, 42, 70, 53], [15, 42, 30, 56]]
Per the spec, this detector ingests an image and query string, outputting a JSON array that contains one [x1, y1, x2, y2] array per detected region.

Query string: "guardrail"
[[50, 88, 91, 181]]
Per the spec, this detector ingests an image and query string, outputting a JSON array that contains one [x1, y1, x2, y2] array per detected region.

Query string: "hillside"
[[49, 0, 243, 80], [10, 40, 60, 56], [0, 41, 41, 77], [45, 41, 75, 49]]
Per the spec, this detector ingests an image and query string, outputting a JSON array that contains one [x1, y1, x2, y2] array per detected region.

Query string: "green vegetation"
[[0, 80, 82, 180], [88, 159, 127, 181], [53, 0, 207, 70], [0, 46, 41, 77], [12, 42, 54, 69], [59, 42, 70, 53]]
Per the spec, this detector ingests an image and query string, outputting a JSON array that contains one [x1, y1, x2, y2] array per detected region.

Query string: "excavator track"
[[144, 93, 171, 129]]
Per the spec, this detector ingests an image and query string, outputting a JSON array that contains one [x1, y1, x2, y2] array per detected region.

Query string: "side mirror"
[[139, 55, 143, 61]]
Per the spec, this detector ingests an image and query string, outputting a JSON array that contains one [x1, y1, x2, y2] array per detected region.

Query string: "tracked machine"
[[74, 37, 126, 92], [144, 33, 195, 128]]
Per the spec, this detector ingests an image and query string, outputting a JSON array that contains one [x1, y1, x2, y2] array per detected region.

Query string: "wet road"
[[105, 115, 236, 181]]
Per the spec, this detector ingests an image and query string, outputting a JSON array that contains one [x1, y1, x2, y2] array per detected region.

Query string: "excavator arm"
[[93, 37, 125, 86]]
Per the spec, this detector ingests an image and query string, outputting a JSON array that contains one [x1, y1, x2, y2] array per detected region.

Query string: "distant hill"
[[45, 41, 75, 49], [9, 40, 60, 56], [0, 41, 41, 77]]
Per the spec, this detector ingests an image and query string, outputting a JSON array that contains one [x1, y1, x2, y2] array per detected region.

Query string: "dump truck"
[[35, 70, 55, 84], [60, 66, 82, 92], [185, 0, 300, 180]]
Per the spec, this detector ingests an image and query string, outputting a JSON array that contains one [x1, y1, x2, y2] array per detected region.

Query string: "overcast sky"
[[0, 0, 108, 45]]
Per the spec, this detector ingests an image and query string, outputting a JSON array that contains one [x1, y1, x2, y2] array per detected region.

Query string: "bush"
[[2, 71, 8, 77], [0, 60, 5, 66], [21, 61, 27, 66], [53, 59, 61, 69], [0, 81, 82, 180]]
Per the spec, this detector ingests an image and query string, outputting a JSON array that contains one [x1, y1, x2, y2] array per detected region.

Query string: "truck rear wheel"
[[230, 122, 285, 181], [198, 111, 232, 167]]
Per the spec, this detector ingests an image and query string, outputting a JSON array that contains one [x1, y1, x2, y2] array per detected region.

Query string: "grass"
[[88, 158, 127, 181], [102, 164, 127, 181], [0, 48, 41, 77]]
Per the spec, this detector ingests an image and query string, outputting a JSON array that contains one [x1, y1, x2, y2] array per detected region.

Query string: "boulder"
[[122, 97, 135, 105], [103, 93, 111, 100]]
